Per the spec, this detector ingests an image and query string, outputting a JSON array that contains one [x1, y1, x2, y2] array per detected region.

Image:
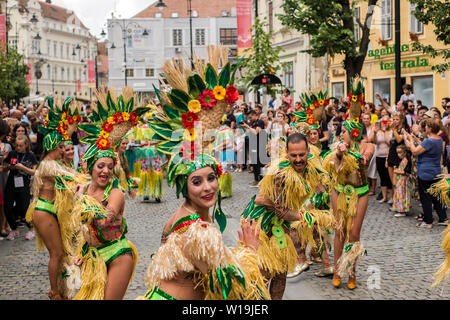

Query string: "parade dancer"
[[58, 140, 75, 169], [25, 97, 86, 300], [426, 175, 450, 287], [322, 79, 374, 290], [71, 87, 149, 300], [242, 132, 333, 299], [139, 47, 268, 300], [285, 91, 334, 278]]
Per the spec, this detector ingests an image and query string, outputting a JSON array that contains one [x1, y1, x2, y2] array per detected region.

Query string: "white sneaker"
[[286, 262, 310, 278], [6, 230, 19, 240], [25, 230, 35, 240]]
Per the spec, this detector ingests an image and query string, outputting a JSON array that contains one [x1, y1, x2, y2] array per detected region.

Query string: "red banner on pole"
[[88, 60, 95, 88], [0, 14, 6, 49], [236, 0, 252, 49], [26, 64, 32, 87], [77, 79, 81, 92]]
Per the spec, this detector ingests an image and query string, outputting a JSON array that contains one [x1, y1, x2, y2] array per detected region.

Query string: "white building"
[[106, 0, 237, 98], [7, 0, 97, 101]]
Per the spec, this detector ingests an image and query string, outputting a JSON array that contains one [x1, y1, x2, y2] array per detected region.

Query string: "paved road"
[[0, 170, 448, 300]]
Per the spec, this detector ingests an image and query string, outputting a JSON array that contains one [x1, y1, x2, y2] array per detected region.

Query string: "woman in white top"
[[372, 117, 393, 203], [270, 110, 289, 138]]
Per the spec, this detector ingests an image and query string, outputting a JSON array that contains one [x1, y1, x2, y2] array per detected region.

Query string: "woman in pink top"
[[373, 117, 393, 203]]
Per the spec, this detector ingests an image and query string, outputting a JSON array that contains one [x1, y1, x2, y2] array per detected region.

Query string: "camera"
[[10, 158, 17, 165]]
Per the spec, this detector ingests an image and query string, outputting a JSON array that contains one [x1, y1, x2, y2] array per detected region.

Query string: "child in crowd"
[[391, 144, 412, 217]]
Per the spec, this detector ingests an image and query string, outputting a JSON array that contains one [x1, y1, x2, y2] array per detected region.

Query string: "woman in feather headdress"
[[322, 79, 374, 290], [25, 97, 86, 300], [138, 46, 269, 300], [70, 87, 149, 300]]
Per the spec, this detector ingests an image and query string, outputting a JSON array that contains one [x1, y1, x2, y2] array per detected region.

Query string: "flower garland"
[[96, 111, 138, 150], [57, 111, 81, 141]]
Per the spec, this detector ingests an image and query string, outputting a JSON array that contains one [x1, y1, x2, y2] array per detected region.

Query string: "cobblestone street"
[[0, 170, 448, 300]]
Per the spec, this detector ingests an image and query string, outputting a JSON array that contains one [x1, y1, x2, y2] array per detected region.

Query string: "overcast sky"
[[50, 0, 156, 38]]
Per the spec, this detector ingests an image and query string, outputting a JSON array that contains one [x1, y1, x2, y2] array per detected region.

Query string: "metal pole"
[[5, 0, 8, 54], [123, 23, 127, 86], [95, 55, 99, 88], [394, 0, 401, 103], [189, 0, 194, 69]]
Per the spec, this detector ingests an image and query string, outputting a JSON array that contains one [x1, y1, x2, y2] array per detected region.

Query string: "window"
[[61, 68, 65, 81], [195, 29, 205, 46], [54, 42, 57, 57], [219, 28, 237, 45], [47, 40, 51, 56], [32, 39, 40, 54], [381, 0, 392, 40], [146, 68, 155, 77], [60, 43, 64, 58], [173, 29, 183, 46], [126, 69, 134, 77], [373, 78, 391, 106], [155, 12, 162, 18], [192, 10, 198, 18], [412, 76, 433, 108], [171, 12, 179, 18], [47, 64, 51, 79], [332, 82, 345, 99], [283, 61, 294, 92], [410, 4, 423, 34], [354, 7, 360, 41]]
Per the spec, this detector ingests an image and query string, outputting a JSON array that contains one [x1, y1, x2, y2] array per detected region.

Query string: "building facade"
[[328, 0, 450, 109], [106, 0, 237, 97], [251, 0, 327, 105], [7, 0, 97, 101]]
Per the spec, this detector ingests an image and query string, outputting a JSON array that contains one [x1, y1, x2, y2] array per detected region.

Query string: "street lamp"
[[108, 19, 149, 86], [156, 0, 167, 10], [30, 14, 38, 24]]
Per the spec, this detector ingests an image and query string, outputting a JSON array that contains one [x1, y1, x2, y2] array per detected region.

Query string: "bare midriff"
[[159, 274, 205, 300], [37, 177, 56, 203]]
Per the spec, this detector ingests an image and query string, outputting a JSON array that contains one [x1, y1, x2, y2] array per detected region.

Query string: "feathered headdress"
[[39, 96, 82, 152], [291, 90, 330, 135], [343, 78, 365, 141], [149, 46, 241, 233], [78, 86, 150, 173]]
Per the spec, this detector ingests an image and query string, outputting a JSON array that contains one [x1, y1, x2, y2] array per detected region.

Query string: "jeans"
[[417, 178, 448, 224], [4, 188, 31, 230]]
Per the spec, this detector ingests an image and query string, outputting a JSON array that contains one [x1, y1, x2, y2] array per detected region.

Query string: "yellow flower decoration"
[[100, 130, 110, 139], [122, 112, 130, 121], [61, 112, 67, 120], [351, 95, 358, 102], [183, 128, 197, 142], [107, 116, 115, 124], [98, 138, 109, 148], [188, 99, 202, 113], [353, 118, 360, 124], [319, 99, 324, 105], [213, 86, 226, 100]]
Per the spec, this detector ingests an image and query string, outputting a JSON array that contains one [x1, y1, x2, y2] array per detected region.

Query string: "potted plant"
[[378, 37, 389, 47], [409, 32, 419, 42]]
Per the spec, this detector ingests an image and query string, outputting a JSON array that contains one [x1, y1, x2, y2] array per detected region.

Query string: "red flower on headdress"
[[113, 112, 124, 124], [101, 121, 114, 132], [96, 137, 110, 150], [307, 117, 315, 125], [225, 85, 239, 104], [216, 163, 223, 178], [67, 116, 75, 124], [182, 111, 199, 129], [306, 108, 313, 114], [350, 129, 360, 139], [198, 89, 217, 110], [324, 99, 330, 106], [129, 112, 138, 123], [313, 101, 320, 108]]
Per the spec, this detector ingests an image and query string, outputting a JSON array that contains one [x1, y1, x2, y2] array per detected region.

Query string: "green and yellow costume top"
[[140, 213, 269, 300], [72, 182, 138, 300]]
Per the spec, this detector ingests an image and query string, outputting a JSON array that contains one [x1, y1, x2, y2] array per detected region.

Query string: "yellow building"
[[328, 0, 450, 109]]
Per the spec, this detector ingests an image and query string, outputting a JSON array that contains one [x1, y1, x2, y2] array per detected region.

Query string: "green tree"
[[278, 0, 378, 89], [0, 44, 30, 103], [410, 0, 450, 72], [238, 17, 283, 97]]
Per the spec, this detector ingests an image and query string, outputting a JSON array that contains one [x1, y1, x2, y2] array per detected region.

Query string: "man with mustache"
[[242, 133, 333, 299]]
